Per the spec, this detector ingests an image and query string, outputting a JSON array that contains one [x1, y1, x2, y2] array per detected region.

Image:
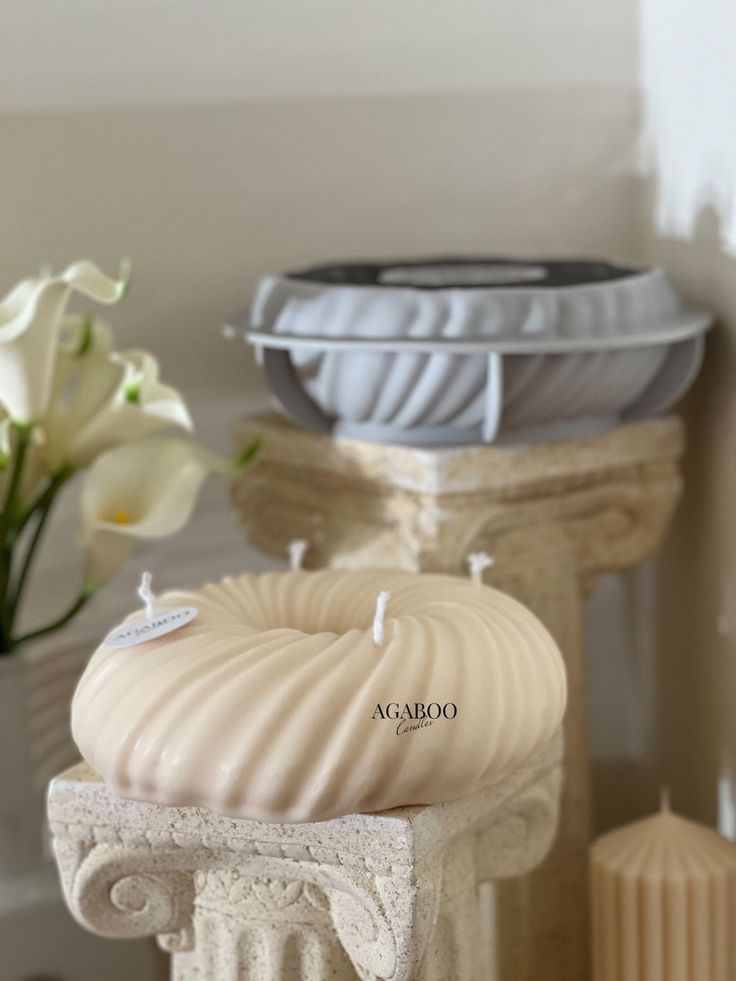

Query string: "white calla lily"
[[81, 436, 219, 584], [41, 315, 192, 470], [0, 260, 128, 423], [59, 311, 116, 357], [0, 257, 260, 653]]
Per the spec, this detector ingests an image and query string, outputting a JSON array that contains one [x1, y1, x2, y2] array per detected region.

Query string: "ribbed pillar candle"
[[591, 794, 736, 981]]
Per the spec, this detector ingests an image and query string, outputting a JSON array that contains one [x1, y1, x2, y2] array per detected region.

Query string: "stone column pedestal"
[[231, 412, 684, 980], [49, 736, 562, 981]]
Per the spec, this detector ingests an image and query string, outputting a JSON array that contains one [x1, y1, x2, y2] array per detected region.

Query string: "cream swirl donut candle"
[[71, 570, 567, 823]]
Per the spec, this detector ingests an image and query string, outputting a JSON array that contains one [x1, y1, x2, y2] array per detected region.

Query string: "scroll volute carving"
[[326, 862, 442, 981], [53, 835, 194, 947], [474, 763, 563, 884]]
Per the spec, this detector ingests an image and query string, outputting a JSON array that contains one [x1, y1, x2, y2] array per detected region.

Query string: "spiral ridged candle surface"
[[72, 570, 566, 823]]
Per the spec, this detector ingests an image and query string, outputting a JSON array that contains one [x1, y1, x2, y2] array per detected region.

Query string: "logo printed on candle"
[[372, 702, 458, 736], [104, 607, 198, 649]]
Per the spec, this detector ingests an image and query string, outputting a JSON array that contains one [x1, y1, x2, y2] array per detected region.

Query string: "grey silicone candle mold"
[[230, 258, 712, 446]]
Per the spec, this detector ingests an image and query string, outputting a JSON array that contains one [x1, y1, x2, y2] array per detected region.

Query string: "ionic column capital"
[[50, 740, 561, 980]]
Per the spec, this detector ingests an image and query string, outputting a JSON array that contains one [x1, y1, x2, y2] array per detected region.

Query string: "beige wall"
[[638, 210, 736, 828], [2, 0, 636, 110], [636, 0, 736, 832], [0, 87, 639, 398], [0, 0, 641, 397]]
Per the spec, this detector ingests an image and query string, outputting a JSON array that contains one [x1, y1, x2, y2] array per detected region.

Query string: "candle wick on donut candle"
[[466, 551, 494, 586], [137, 570, 156, 621], [372, 591, 391, 646], [288, 539, 308, 571]]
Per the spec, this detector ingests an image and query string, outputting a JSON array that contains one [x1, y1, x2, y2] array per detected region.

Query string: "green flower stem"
[[0, 423, 33, 544], [15, 465, 72, 537], [0, 424, 34, 650], [14, 583, 97, 647], [7, 470, 71, 634]]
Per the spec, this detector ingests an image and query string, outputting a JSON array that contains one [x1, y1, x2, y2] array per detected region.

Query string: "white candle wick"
[[660, 785, 672, 813], [467, 551, 494, 585], [372, 591, 391, 646], [288, 539, 308, 571], [138, 571, 156, 621]]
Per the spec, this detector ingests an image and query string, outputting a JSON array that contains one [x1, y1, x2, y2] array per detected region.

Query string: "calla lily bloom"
[[0, 260, 128, 423], [40, 315, 192, 470], [0, 258, 261, 655], [81, 436, 219, 584]]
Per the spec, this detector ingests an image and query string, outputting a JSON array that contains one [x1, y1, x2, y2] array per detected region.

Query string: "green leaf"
[[74, 314, 95, 357], [233, 437, 262, 471], [119, 258, 132, 298], [124, 379, 142, 403]]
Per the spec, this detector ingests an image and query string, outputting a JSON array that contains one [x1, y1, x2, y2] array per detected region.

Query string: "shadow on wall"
[[641, 202, 736, 831], [589, 564, 659, 836]]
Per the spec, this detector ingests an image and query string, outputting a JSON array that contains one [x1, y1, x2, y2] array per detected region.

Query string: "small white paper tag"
[[104, 606, 198, 649]]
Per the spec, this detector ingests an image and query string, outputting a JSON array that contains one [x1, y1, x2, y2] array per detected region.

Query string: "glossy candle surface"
[[591, 799, 736, 981], [72, 569, 566, 823]]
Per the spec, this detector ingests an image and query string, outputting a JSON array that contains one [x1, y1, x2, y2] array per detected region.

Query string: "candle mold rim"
[[243, 307, 710, 355], [283, 256, 657, 292], [240, 258, 713, 350]]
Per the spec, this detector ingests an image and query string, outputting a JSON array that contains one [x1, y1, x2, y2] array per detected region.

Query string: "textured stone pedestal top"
[[233, 412, 682, 494], [232, 412, 683, 579], [49, 735, 562, 980]]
